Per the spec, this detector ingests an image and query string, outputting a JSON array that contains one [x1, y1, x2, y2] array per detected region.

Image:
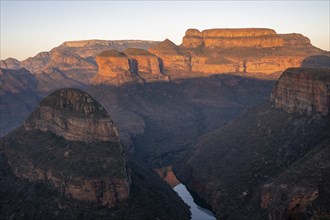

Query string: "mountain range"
[[1, 27, 329, 220]]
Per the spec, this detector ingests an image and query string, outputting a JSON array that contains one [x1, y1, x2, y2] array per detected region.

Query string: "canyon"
[[175, 67, 330, 219], [1, 27, 330, 220], [0, 88, 190, 219]]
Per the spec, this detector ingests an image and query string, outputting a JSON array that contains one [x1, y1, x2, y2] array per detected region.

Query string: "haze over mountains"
[[1, 27, 329, 220]]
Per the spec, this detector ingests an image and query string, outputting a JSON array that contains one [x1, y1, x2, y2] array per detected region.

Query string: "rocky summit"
[[1, 88, 131, 208], [25, 88, 120, 142]]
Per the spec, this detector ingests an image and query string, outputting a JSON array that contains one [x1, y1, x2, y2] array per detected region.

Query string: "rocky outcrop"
[[92, 50, 135, 85], [271, 68, 330, 116], [124, 48, 162, 75], [148, 39, 191, 73], [93, 49, 168, 85], [124, 48, 169, 82], [25, 88, 119, 142], [2, 88, 131, 208], [261, 184, 319, 220]]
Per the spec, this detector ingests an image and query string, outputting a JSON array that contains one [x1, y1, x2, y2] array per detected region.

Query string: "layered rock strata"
[[25, 88, 119, 141], [93, 49, 168, 85], [271, 68, 330, 115], [175, 68, 330, 219], [2, 88, 131, 208], [178, 28, 327, 76], [124, 48, 162, 75], [148, 39, 191, 73], [183, 28, 284, 48]]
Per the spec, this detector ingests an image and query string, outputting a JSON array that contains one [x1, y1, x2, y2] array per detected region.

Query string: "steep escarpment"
[[1, 88, 130, 208], [92, 49, 168, 85], [148, 39, 191, 73], [183, 28, 283, 48], [175, 68, 330, 219], [271, 68, 330, 115], [92, 50, 136, 85], [174, 28, 328, 77]]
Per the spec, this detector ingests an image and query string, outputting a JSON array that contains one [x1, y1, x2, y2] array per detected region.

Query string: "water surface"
[[174, 183, 216, 220], [155, 166, 216, 220]]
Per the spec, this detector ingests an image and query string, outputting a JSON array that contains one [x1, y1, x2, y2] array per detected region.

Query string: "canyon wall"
[[175, 68, 330, 219], [271, 68, 330, 115]]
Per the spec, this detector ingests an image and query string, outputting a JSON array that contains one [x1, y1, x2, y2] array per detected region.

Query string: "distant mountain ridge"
[[1, 28, 329, 86]]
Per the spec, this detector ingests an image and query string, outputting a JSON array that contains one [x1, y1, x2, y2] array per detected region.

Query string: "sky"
[[1, 0, 329, 61]]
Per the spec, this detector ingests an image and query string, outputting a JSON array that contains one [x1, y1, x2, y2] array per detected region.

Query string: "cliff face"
[[175, 68, 330, 219], [93, 50, 134, 85], [178, 28, 327, 77], [93, 49, 168, 85], [2, 88, 131, 208], [148, 39, 191, 73], [183, 28, 284, 49], [124, 48, 162, 75], [271, 68, 330, 116], [25, 88, 119, 142]]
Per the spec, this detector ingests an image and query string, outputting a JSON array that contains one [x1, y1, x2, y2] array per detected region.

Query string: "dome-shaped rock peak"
[[25, 88, 119, 142], [3, 88, 131, 208]]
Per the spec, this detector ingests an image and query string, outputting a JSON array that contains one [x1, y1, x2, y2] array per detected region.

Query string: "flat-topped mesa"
[[182, 28, 284, 48], [148, 39, 191, 72], [25, 88, 119, 142], [124, 48, 162, 75], [271, 68, 330, 116], [60, 40, 110, 48]]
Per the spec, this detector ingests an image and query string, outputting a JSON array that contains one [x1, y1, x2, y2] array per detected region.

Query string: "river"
[[154, 166, 216, 220]]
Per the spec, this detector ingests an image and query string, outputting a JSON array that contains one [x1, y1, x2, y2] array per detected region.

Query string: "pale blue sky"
[[1, 1, 329, 61]]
